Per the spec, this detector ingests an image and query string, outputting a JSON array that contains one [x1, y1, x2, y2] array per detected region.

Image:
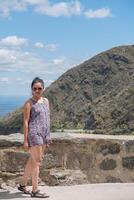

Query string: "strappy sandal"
[[31, 189, 49, 198], [17, 184, 31, 194]]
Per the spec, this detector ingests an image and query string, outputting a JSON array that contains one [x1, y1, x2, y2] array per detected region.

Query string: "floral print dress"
[[27, 97, 51, 147]]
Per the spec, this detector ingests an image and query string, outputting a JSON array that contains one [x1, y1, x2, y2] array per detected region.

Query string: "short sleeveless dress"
[[27, 97, 51, 147]]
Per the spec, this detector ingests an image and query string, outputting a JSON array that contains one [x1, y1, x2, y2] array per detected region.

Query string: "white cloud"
[[0, 45, 77, 81], [34, 42, 44, 48], [35, 0, 82, 17], [52, 57, 65, 65], [45, 44, 57, 51], [34, 42, 57, 51], [0, 44, 85, 95], [25, 0, 46, 5], [0, 76, 13, 86], [0, 49, 17, 63], [0, 0, 27, 19], [0, 77, 9, 82], [84, 8, 112, 19], [16, 77, 23, 81], [0, 36, 28, 46], [0, 0, 82, 19], [0, 1, 113, 20], [0, 46, 66, 76]]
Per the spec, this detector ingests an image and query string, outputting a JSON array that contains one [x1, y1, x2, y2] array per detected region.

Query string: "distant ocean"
[[0, 95, 29, 118]]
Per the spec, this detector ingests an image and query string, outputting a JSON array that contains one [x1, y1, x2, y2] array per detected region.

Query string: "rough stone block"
[[125, 141, 134, 153], [100, 158, 117, 170], [97, 143, 120, 156], [122, 156, 134, 170], [105, 176, 122, 183], [40, 168, 88, 186], [42, 153, 63, 169], [1, 151, 29, 172]]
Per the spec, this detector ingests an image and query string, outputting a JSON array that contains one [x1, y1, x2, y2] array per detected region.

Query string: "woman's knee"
[[31, 157, 42, 167], [29, 145, 44, 167]]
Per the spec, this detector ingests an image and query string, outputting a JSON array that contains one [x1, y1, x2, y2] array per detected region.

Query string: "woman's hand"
[[23, 141, 29, 151]]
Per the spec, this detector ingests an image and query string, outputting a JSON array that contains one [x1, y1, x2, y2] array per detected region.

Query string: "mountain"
[[0, 45, 134, 135]]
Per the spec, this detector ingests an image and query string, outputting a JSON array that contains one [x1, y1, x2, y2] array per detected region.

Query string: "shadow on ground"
[[0, 191, 29, 199]]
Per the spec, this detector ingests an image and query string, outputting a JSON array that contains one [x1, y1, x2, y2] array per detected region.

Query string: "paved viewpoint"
[[0, 183, 134, 200]]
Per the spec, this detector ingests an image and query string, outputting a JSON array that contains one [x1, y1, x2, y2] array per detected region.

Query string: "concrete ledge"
[[1, 132, 134, 142], [0, 132, 134, 148], [0, 183, 134, 200]]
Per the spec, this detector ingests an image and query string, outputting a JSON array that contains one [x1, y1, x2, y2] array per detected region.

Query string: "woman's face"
[[32, 82, 44, 98]]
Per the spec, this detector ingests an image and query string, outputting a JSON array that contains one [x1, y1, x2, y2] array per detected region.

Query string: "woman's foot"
[[17, 184, 31, 194], [31, 189, 49, 198]]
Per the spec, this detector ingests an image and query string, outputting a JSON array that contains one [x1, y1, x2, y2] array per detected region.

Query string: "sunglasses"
[[32, 87, 43, 91]]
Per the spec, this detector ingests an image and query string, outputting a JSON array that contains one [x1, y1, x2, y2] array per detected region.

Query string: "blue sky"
[[0, 0, 133, 96]]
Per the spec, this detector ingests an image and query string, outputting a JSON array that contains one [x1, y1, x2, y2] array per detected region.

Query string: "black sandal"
[[31, 189, 49, 198], [17, 184, 31, 194]]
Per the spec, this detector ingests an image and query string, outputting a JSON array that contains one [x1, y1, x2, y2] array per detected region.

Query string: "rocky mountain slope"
[[0, 45, 134, 135]]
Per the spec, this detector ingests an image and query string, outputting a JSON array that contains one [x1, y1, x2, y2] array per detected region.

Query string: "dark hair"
[[31, 77, 45, 89]]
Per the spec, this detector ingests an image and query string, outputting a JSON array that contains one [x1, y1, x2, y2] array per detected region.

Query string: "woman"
[[18, 77, 51, 198]]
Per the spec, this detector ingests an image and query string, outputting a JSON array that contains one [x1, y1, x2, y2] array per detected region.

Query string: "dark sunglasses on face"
[[32, 87, 43, 91]]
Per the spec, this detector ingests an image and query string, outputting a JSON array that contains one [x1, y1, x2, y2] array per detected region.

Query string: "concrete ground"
[[0, 183, 134, 200]]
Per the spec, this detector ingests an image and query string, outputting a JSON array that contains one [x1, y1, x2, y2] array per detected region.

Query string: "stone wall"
[[0, 132, 134, 188]]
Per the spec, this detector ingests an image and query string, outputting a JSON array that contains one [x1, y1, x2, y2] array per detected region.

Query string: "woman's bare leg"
[[21, 156, 32, 186], [29, 145, 46, 192]]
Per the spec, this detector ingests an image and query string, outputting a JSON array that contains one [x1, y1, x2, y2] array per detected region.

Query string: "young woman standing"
[[18, 77, 51, 198]]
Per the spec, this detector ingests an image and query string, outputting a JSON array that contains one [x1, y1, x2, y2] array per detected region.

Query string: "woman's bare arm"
[[23, 101, 31, 147]]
